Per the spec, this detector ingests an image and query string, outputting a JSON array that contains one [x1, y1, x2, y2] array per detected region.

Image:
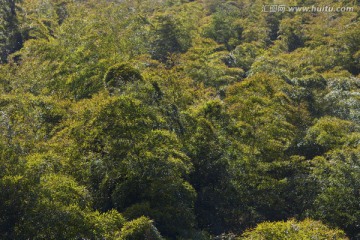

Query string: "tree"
[[150, 14, 192, 63], [310, 146, 360, 239], [203, 2, 243, 51], [182, 101, 236, 234], [50, 92, 197, 238], [277, 16, 306, 52], [225, 73, 316, 228], [240, 219, 348, 240], [0, 0, 22, 63], [181, 37, 244, 88], [304, 117, 358, 153], [103, 63, 144, 95], [0, 142, 27, 239], [113, 130, 196, 238], [120, 216, 164, 240], [229, 43, 264, 72]]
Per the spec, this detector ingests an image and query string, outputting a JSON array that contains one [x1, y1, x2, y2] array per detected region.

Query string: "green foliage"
[[240, 219, 348, 240], [203, 2, 243, 50], [16, 174, 93, 239], [112, 130, 196, 237], [310, 146, 360, 239], [229, 43, 264, 72], [104, 63, 144, 95], [182, 101, 235, 234], [120, 216, 164, 240], [321, 77, 360, 123], [90, 209, 126, 239], [0, 144, 27, 239], [0, 0, 22, 63], [278, 16, 306, 52], [150, 14, 192, 63], [0, 94, 67, 154], [305, 117, 358, 152], [182, 38, 244, 88], [0, 0, 359, 239], [224, 73, 319, 227], [0, 174, 27, 239], [226, 73, 298, 158]]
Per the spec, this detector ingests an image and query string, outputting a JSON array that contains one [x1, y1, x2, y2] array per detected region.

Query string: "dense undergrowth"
[[0, 0, 359, 239]]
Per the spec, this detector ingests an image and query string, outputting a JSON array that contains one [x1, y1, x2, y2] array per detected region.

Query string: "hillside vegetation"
[[0, 0, 359, 239]]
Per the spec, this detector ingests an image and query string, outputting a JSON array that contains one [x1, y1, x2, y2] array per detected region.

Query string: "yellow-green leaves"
[[240, 219, 348, 240], [119, 216, 164, 240]]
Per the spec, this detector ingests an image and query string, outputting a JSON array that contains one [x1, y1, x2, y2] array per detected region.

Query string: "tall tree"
[[0, 0, 22, 63]]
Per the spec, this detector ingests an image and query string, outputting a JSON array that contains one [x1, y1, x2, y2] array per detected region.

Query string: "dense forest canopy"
[[0, 0, 359, 239]]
